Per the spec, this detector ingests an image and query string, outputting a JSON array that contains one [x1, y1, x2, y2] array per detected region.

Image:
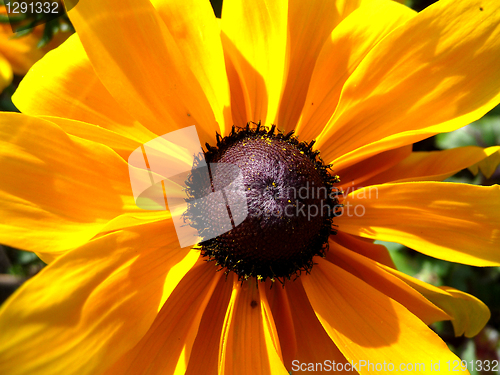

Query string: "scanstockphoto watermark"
[[290, 359, 499, 372], [243, 181, 379, 220], [243, 180, 379, 203], [246, 197, 372, 220], [290, 360, 444, 372]]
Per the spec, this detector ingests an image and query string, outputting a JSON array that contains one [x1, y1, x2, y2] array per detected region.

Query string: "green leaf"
[[436, 116, 500, 150]]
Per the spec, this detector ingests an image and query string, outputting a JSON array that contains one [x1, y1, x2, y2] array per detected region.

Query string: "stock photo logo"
[[128, 125, 248, 248]]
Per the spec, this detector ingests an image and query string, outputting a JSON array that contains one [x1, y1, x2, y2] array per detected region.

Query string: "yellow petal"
[[283, 280, 351, 373], [13, 35, 157, 145], [68, 0, 219, 143], [265, 282, 297, 370], [35, 210, 169, 265], [219, 279, 289, 375], [151, 0, 232, 135], [259, 282, 284, 365], [302, 258, 467, 374], [326, 241, 451, 325], [364, 146, 500, 185], [335, 182, 500, 266], [0, 53, 13, 92], [278, 0, 371, 132], [333, 231, 396, 268], [383, 268, 491, 338], [104, 258, 220, 375], [296, 0, 415, 140], [221, 0, 288, 127], [0, 221, 191, 375], [468, 147, 500, 178], [318, 0, 500, 170], [435, 287, 490, 338], [185, 275, 234, 375], [336, 145, 412, 195], [41, 116, 142, 160], [94, 211, 170, 236], [224, 47, 250, 128], [0, 113, 142, 255]]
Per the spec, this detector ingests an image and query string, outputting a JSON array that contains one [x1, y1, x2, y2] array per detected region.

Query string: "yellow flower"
[[1, 0, 500, 374]]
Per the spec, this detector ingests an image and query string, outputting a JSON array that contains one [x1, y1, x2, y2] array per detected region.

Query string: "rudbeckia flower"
[[1, 0, 500, 374], [0, 4, 72, 92]]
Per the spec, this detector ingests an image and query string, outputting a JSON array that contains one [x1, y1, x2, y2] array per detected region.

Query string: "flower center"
[[185, 124, 341, 282]]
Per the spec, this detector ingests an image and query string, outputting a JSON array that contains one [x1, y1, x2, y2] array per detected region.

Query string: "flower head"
[[0, 0, 500, 374]]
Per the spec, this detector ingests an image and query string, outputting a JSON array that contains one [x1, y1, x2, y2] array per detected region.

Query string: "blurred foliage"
[[436, 113, 500, 150], [0, 1, 74, 45], [0, 245, 44, 277], [0, 0, 500, 370], [0, 79, 18, 112]]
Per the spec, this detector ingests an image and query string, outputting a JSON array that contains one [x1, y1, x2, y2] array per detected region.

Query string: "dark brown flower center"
[[185, 124, 341, 282]]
